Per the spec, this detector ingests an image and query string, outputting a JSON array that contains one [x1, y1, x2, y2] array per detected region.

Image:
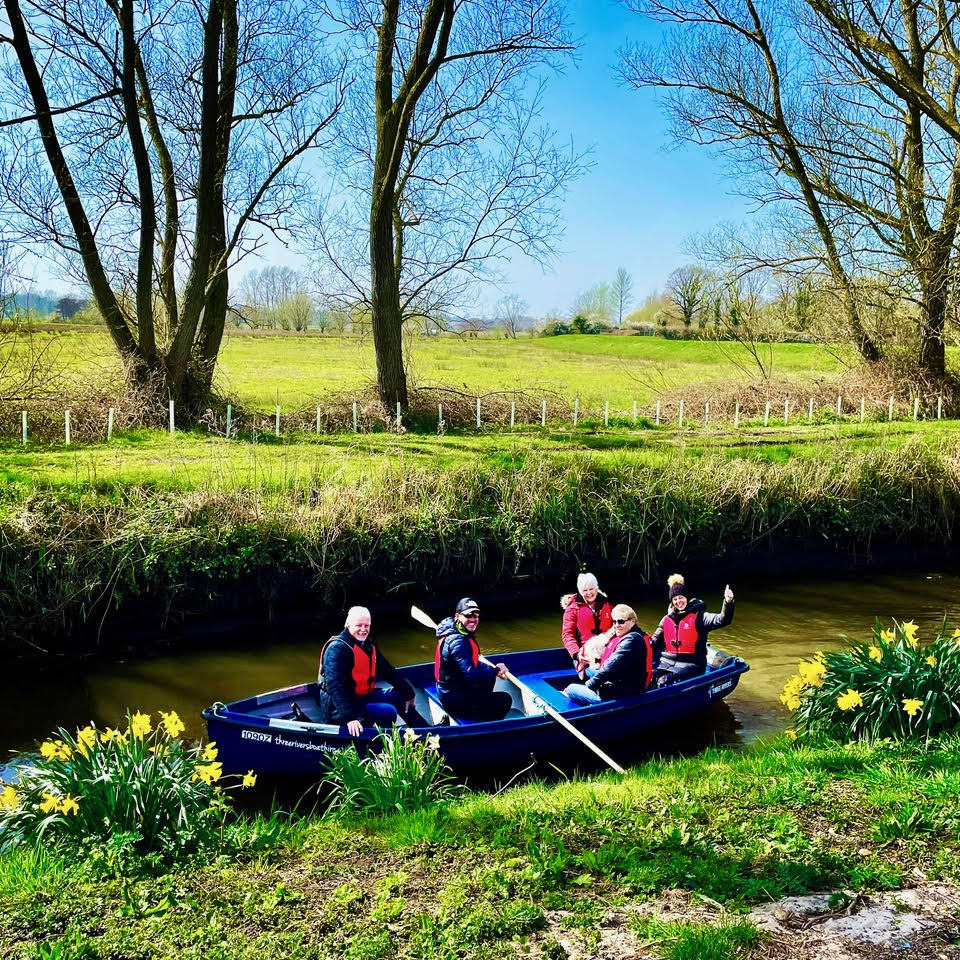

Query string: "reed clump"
[[2, 438, 959, 653]]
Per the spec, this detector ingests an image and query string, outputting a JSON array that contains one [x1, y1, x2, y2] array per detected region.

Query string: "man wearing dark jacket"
[[562, 604, 653, 703], [317, 606, 426, 735], [650, 575, 735, 683], [435, 598, 512, 721]]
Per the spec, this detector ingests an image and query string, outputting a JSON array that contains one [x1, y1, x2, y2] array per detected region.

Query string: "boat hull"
[[203, 646, 748, 777]]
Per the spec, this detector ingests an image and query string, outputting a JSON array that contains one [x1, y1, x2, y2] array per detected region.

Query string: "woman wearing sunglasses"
[[562, 604, 653, 704]]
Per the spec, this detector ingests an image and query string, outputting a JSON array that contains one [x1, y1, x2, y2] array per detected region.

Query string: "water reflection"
[[8, 570, 960, 763]]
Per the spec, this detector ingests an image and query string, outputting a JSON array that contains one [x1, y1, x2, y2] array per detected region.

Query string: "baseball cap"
[[455, 597, 480, 615]]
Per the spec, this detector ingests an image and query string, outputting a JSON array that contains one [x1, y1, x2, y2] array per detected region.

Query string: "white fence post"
[[65, 409, 71, 445], [913, 397, 920, 421], [21, 410, 26, 445], [655, 400, 661, 426], [938, 396, 943, 420], [764, 401, 770, 427], [396, 401, 402, 428], [275, 404, 280, 437], [316, 406, 322, 434], [510, 401, 515, 429], [438, 404, 443, 426], [734, 402, 740, 428], [476, 396, 481, 428], [169, 399, 175, 434], [860, 397, 865, 423], [226, 404, 232, 439], [541, 400, 546, 427], [573, 398, 579, 427], [784, 398, 789, 425], [704, 401, 709, 427], [888, 395, 894, 421], [808, 397, 814, 423], [604, 400, 609, 427], [836, 394, 842, 416], [107, 407, 114, 441], [678, 399, 684, 426], [353, 401, 358, 432]]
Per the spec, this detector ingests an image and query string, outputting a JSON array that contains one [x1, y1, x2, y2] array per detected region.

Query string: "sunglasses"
[[462, 612, 480, 618], [613, 618, 634, 625]]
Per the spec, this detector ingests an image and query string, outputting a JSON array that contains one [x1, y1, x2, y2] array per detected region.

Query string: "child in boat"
[[562, 604, 654, 703], [650, 575, 735, 685], [435, 598, 512, 721]]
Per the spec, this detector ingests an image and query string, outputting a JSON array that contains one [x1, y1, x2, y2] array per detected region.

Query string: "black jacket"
[[317, 628, 414, 725], [585, 627, 652, 700], [650, 597, 734, 668]]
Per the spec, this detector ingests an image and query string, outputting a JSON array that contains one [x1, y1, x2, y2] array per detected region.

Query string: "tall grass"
[[2, 437, 959, 650]]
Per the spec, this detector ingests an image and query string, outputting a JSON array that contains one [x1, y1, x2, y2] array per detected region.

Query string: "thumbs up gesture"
[[724, 584, 734, 603]]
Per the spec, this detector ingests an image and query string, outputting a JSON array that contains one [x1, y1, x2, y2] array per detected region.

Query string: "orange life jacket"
[[320, 636, 377, 696]]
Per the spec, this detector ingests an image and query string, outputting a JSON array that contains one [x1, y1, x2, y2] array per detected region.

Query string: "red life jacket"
[[660, 612, 699, 656], [601, 629, 655, 689], [435, 631, 480, 682], [320, 637, 377, 695]]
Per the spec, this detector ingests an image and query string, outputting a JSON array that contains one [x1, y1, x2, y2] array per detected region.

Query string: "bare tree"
[[572, 283, 614, 326], [665, 265, 709, 331], [311, 0, 585, 408], [0, 0, 345, 412], [495, 293, 528, 338], [612, 267, 633, 328]]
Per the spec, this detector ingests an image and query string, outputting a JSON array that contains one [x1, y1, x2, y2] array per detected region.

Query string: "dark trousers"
[[440, 689, 512, 722], [654, 660, 705, 686], [354, 688, 428, 729]]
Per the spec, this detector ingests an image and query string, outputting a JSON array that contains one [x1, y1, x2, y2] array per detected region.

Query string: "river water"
[[5, 570, 960, 763]]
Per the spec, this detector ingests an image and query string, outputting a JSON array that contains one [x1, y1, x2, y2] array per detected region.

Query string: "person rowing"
[[316, 606, 426, 736], [651, 574, 735, 685], [435, 598, 512, 721]]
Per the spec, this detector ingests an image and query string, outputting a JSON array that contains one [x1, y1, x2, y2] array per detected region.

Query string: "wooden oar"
[[410, 605, 625, 774]]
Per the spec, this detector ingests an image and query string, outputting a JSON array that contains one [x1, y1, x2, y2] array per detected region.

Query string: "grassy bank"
[[3, 428, 960, 653], [3, 735, 959, 959]]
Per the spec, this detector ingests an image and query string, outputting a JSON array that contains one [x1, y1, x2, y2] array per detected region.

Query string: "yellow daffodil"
[[39, 740, 59, 761], [55, 742, 72, 761], [129, 711, 152, 739], [798, 659, 826, 687], [202, 742, 218, 761], [426, 734, 440, 751], [868, 646, 882, 662], [58, 795, 79, 816], [902, 698, 924, 717], [837, 688, 863, 711], [242, 770, 257, 788], [952, 628, 960, 643], [100, 727, 126, 745], [901, 621, 919, 647], [785, 729, 797, 741], [779, 674, 807, 711], [149, 744, 169, 758], [193, 761, 223, 784], [160, 710, 185, 739], [926, 656, 937, 667], [0, 785, 19, 810], [39, 792, 60, 813], [75, 725, 97, 757], [879, 628, 895, 643]]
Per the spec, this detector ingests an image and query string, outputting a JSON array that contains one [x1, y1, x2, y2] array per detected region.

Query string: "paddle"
[[410, 605, 625, 774]]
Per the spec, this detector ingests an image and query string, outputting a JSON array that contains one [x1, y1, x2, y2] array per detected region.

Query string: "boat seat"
[[418, 685, 459, 726]]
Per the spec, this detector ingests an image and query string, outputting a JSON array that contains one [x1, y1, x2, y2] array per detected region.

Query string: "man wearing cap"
[[434, 598, 512, 721]]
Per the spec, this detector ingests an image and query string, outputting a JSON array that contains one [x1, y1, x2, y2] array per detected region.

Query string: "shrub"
[[322, 728, 461, 817], [781, 621, 960, 742], [0, 711, 258, 869]]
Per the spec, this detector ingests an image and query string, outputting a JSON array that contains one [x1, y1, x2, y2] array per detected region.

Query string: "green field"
[[31, 329, 853, 410]]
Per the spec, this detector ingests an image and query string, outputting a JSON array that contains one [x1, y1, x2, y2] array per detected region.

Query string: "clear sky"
[[494, 0, 751, 317], [20, 1, 750, 318]]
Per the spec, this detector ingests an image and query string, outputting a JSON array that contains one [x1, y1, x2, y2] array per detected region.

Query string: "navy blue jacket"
[[585, 627, 652, 700], [435, 616, 498, 701], [317, 628, 413, 725]]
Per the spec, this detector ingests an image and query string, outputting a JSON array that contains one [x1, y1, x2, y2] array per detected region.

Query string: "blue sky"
[[499, 0, 750, 316]]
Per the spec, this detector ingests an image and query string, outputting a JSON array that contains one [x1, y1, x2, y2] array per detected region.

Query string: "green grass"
[[21, 329, 855, 410], [2, 736, 959, 959]]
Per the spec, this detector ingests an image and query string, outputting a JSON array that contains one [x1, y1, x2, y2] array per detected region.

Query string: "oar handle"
[[480, 656, 625, 774]]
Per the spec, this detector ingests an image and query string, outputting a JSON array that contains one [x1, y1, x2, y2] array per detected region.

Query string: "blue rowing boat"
[[202, 645, 749, 776]]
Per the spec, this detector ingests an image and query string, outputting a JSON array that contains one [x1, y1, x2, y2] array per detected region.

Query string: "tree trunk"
[[918, 270, 948, 378], [370, 198, 408, 408]]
